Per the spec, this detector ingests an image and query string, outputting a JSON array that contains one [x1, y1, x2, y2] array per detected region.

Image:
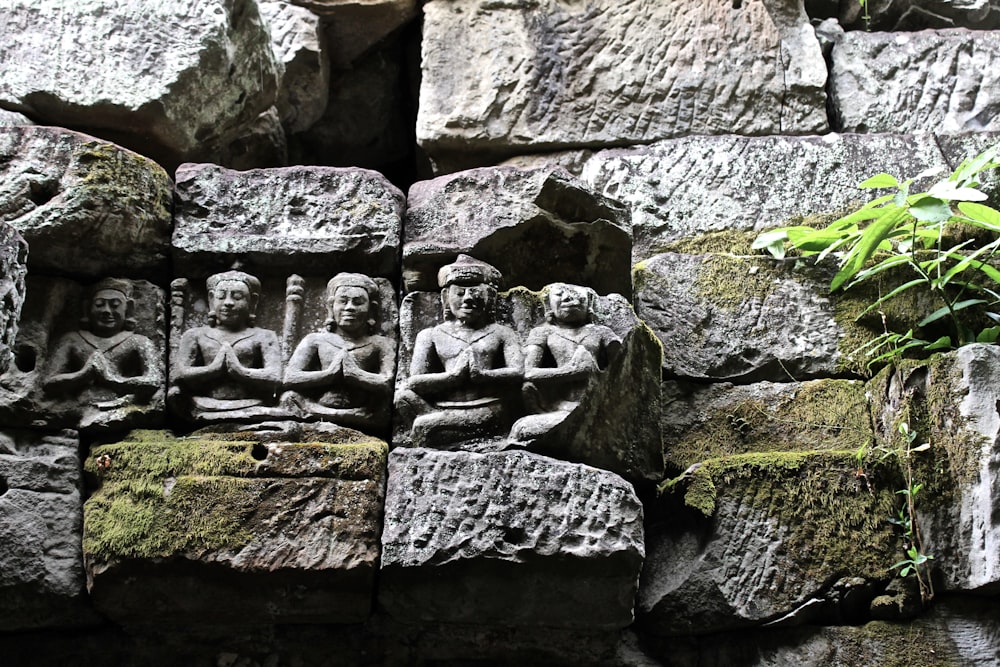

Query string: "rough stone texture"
[[812, 0, 1000, 31], [0, 126, 172, 279], [0, 429, 95, 630], [634, 252, 887, 381], [218, 106, 289, 171], [0, 276, 165, 433], [0, 108, 32, 126], [831, 29, 1000, 134], [578, 133, 949, 260], [418, 0, 828, 172], [404, 167, 631, 294], [870, 345, 1000, 594], [380, 447, 644, 630], [84, 428, 387, 625], [294, 0, 419, 67], [291, 38, 413, 173], [0, 0, 280, 169], [0, 222, 27, 376], [259, 1, 330, 134], [644, 452, 899, 636], [662, 378, 872, 473], [172, 163, 404, 277]]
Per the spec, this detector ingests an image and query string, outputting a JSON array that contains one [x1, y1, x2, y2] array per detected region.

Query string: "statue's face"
[[548, 284, 589, 325], [330, 286, 370, 335], [446, 283, 491, 326], [89, 289, 128, 337], [211, 280, 252, 330]]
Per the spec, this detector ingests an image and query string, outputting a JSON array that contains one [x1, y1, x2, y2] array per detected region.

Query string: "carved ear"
[[124, 297, 138, 331]]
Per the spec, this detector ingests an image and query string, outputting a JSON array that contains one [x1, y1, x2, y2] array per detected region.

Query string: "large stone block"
[[403, 167, 631, 295], [418, 0, 827, 172], [0, 127, 172, 278], [0, 276, 165, 433], [290, 0, 418, 67], [645, 451, 899, 636], [83, 426, 387, 625], [578, 133, 949, 260], [0, 0, 280, 168], [662, 378, 873, 473], [259, 1, 330, 134], [380, 447, 644, 630], [634, 252, 884, 381], [172, 163, 404, 277], [870, 345, 1000, 594], [831, 29, 1000, 134], [0, 429, 94, 630], [0, 222, 27, 376]]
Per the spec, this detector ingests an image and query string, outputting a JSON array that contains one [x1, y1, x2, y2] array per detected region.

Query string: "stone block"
[[172, 163, 404, 278], [831, 29, 1000, 134], [662, 378, 873, 472], [644, 451, 898, 635], [0, 429, 94, 630], [0, 126, 172, 279], [380, 447, 644, 630], [83, 427, 387, 625], [418, 0, 827, 172], [0, 0, 280, 169], [0, 276, 165, 433], [577, 133, 949, 260], [403, 167, 631, 295], [292, 0, 418, 67]]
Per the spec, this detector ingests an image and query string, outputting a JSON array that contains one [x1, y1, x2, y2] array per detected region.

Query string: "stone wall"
[[3, 1, 1000, 665]]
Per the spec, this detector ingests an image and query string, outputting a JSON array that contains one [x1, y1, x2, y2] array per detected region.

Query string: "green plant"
[[754, 145, 1000, 368], [883, 423, 934, 603]]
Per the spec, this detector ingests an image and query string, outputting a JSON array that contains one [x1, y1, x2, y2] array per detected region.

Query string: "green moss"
[[833, 622, 958, 667], [694, 254, 781, 312], [666, 380, 873, 471], [654, 229, 759, 256], [83, 430, 386, 561], [71, 141, 172, 223], [664, 450, 899, 581]]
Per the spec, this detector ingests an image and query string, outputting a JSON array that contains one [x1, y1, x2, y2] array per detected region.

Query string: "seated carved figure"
[[396, 255, 523, 448], [508, 283, 621, 445], [43, 278, 162, 414], [171, 270, 284, 422], [281, 273, 395, 432]]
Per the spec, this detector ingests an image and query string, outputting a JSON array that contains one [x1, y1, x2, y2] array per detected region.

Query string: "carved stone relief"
[[0, 222, 27, 376], [169, 269, 397, 435], [0, 276, 166, 432]]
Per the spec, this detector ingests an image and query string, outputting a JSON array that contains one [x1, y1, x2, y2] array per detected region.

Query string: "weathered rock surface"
[[831, 29, 1000, 134], [260, 1, 330, 134], [0, 109, 31, 126], [578, 133, 949, 260], [0, 0, 280, 169], [84, 428, 387, 625], [870, 345, 1000, 594], [0, 276, 166, 433], [662, 379, 872, 472], [634, 252, 882, 380], [172, 163, 404, 277], [404, 167, 631, 294], [380, 447, 644, 630], [290, 0, 418, 66], [418, 0, 828, 172], [0, 126, 172, 278], [0, 429, 94, 630], [645, 452, 898, 636], [0, 223, 27, 376]]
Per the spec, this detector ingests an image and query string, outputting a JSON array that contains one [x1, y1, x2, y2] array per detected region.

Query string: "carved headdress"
[[437, 254, 503, 289]]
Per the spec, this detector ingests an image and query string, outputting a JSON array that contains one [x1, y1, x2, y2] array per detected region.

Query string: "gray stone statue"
[[396, 255, 523, 448], [42, 278, 163, 420], [508, 283, 621, 445], [170, 270, 285, 422], [281, 272, 396, 432]]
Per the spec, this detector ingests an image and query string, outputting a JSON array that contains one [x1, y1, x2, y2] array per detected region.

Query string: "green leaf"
[[928, 180, 989, 201], [977, 326, 1000, 343], [831, 207, 909, 292], [859, 173, 900, 189], [957, 202, 1000, 231], [923, 336, 953, 351], [752, 230, 788, 259], [918, 301, 986, 328], [909, 196, 953, 223]]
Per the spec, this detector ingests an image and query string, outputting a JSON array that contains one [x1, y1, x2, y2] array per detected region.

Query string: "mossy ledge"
[[83, 430, 387, 562], [662, 450, 901, 580]]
